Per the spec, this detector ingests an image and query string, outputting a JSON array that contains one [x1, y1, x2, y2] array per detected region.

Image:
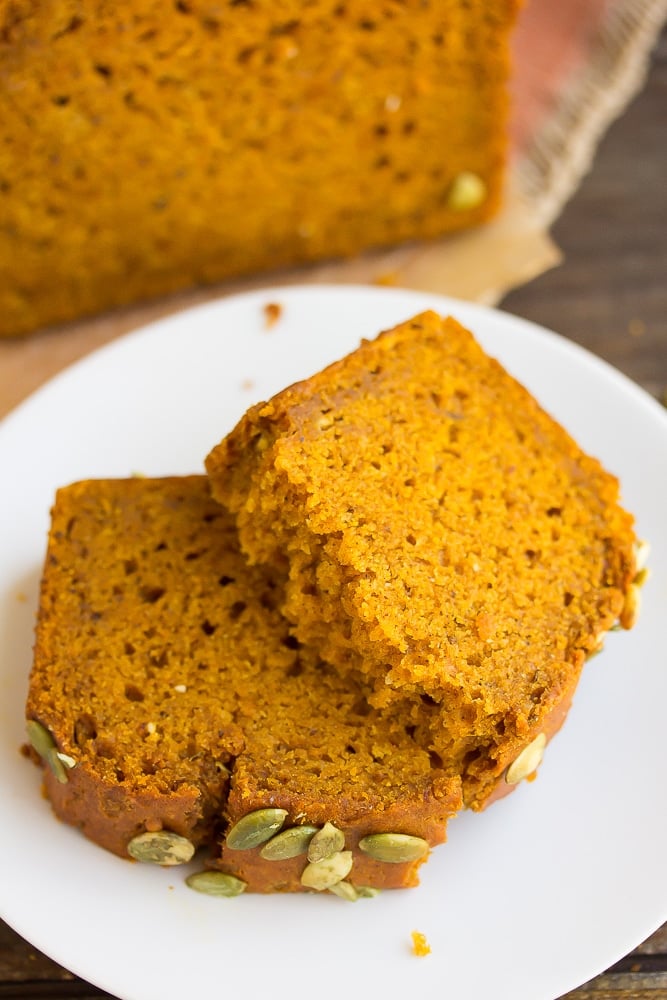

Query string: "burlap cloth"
[[325, 0, 667, 303], [1, 0, 665, 418]]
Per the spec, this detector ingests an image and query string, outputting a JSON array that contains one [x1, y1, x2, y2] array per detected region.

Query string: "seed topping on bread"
[[225, 808, 288, 851], [26, 720, 76, 785], [358, 833, 430, 864], [504, 733, 547, 786], [127, 830, 195, 866]]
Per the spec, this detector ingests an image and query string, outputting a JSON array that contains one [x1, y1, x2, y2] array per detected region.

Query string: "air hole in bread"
[[140, 585, 166, 603], [285, 660, 303, 678], [124, 684, 145, 703], [73, 714, 97, 746]]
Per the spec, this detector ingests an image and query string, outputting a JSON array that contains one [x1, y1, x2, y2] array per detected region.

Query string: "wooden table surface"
[[1, 26, 665, 1000]]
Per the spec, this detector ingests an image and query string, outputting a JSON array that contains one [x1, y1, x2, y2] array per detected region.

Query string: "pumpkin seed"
[[327, 882, 379, 899], [186, 871, 247, 897], [226, 808, 288, 850], [505, 732, 547, 785], [358, 833, 429, 864], [259, 824, 319, 861], [46, 750, 70, 784], [55, 751, 77, 769], [587, 630, 606, 659], [301, 850, 353, 891], [620, 583, 641, 630], [328, 881, 358, 901], [127, 830, 195, 866], [26, 719, 56, 758], [355, 885, 381, 898], [635, 539, 650, 573], [307, 821, 345, 863], [447, 171, 487, 211], [26, 720, 74, 784]]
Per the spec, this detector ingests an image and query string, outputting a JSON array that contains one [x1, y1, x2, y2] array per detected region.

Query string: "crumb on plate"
[[411, 930, 431, 957], [263, 302, 283, 328]]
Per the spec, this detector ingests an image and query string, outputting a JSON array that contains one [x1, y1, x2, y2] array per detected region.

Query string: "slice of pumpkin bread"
[[206, 311, 640, 810], [25, 476, 461, 893]]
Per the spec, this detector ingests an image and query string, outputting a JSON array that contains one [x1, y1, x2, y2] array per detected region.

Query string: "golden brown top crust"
[[0, 1, 520, 336], [206, 311, 637, 798], [27, 476, 460, 854]]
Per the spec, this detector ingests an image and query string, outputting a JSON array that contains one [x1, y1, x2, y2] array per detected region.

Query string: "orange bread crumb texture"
[[27, 476, 460, 893], [411, 930, 432, 957], [206, 311, 639, 810], [1, 1, 520, 336]]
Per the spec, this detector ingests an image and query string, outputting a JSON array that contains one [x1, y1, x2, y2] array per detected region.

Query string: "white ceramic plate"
[[1, 286, 665, 1000]]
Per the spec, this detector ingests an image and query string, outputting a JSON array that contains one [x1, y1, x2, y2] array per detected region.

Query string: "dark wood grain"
[[505, 25, 667, 1000], [503, 29, 667, 404], [2, 24, 665, 1000]]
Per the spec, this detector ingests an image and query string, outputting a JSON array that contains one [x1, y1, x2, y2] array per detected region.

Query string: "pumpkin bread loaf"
[[26, 476, 462, 893], [206, 311, 640, 810], [0, 0, 520, 337]]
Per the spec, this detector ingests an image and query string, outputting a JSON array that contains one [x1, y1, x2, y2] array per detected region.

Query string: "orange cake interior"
[[206, 311, 639, 809], [26, 476, 461, 892]]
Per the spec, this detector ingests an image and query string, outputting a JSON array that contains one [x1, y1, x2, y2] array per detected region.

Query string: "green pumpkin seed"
[[355, 885, 381, 898], [226, 808, 288, 850], [505, 732, 547, 785], [307, 821, 345, 863], [301, 850, 353, 891], [259, 824, 319, 860], [26, 720, 74, 784], [47, 751, 70, 784], [186, 871, 247, 897], [358, 833, 429, 864], [127, 830, 195, 866], [26, 719, 56, 758], [328, 881, 358, 901], [328, 881, 380, 900]]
